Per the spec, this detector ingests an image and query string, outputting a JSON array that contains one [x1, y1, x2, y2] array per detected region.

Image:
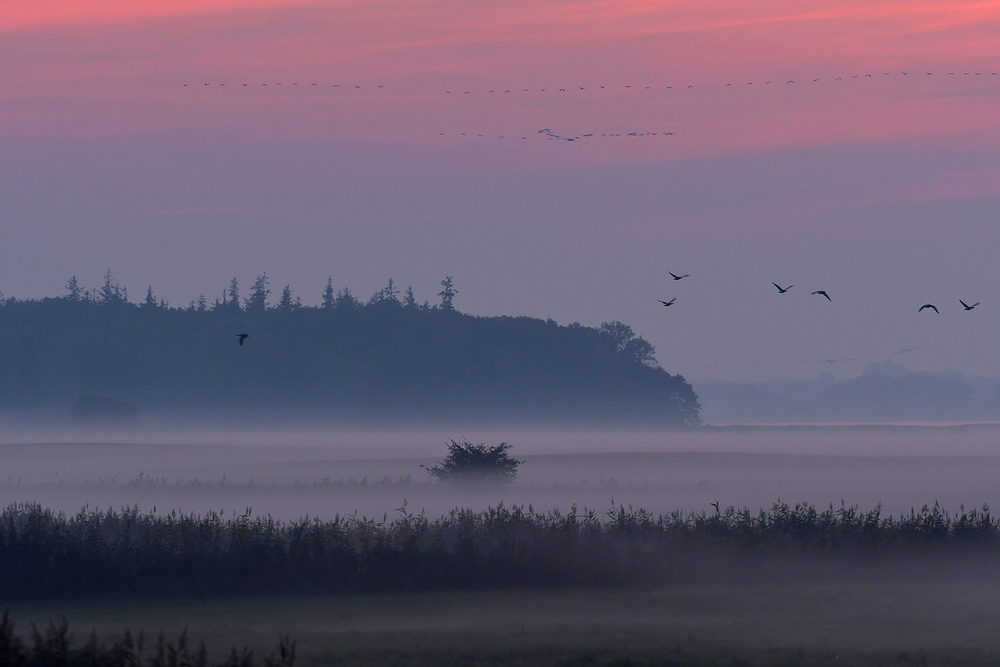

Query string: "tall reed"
[[1, 501, 996, 599]]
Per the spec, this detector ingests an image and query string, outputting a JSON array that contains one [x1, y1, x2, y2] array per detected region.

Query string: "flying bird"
[[237, 333, 249, 346], [772, 283, 792, 293], [918, 304, 939, 314], [812, 290, 832, 301], [960, 300, 979, 311], [668, 272, 689, 281], [658, 298, 677, 307]]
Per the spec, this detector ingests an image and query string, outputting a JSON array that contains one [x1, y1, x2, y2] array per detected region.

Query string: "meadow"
[[8, 581, 1000, 666], [4, 424, 1000, 519], [4, 425, 1000, 663]]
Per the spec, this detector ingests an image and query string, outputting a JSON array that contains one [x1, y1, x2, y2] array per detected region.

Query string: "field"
[[4, 424, 1000, 519], [9, 581, 1000, 665], [4, 424, 1000, 664]]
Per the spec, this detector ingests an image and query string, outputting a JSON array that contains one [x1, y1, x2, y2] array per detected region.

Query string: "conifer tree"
[[438, 276, 458, 311], [278, 284, 294, 311], [99, 270, 126, 305], [384, 277, 399, 302], [322, 277, 335, 309], [65, 276, 82, 302], [335, 287, 357, 309], [227, 278, 241, 310], [246, 273, 270, 312], [142, 286, 157, 308]]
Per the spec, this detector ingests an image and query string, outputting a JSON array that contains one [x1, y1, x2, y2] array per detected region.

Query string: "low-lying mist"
[[2, 423, 1000, 520]]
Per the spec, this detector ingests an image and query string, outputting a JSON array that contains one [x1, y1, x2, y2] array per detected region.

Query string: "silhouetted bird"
[[812, 290, 832, 301], [772, 283, 792, 293], [960, 300, 980, 311], [669, 272, 689, 281], [658, 298, 677, 307], [918, 304, 939, 314], [237, 333, 249, 346]]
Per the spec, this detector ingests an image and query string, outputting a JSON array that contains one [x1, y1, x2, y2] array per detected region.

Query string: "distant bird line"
[[181, 70, 1000, 94], [435, 128, 677, 141], [181, 71, 999, 142]]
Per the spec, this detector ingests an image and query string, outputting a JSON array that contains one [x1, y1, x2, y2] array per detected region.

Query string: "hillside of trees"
[[0, 273, 700, 426]]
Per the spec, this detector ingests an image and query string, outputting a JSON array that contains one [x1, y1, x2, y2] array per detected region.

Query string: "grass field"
[[6, 425, 1000, 664], [8, 580, 1000, 665], [5, 424, 1000, 520]]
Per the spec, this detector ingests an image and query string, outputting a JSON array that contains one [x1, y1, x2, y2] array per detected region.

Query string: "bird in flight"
[[960, 300, 980, 311], [772, 283, 792, 294], [237, 333, 249, 346], [658, 298, 677, 307], [669, 272, 690, 281], [918, 304, 939, 314], [812, 290, 832, 301]]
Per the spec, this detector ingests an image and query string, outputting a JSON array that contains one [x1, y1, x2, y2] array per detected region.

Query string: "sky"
[[2, 0, 999, 383]]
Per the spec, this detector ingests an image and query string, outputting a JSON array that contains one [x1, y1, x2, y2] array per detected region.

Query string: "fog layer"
[[2, 425, 999, 520]]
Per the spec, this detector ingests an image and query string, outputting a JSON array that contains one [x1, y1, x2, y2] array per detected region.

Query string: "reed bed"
[[1, 501, 998, 599]]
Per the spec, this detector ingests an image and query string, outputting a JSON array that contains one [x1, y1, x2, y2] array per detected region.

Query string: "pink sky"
[[2, 0, 1000, 382]]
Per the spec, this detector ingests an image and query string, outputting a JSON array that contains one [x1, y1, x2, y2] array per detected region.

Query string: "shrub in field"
[[424, 439, 522, 484]]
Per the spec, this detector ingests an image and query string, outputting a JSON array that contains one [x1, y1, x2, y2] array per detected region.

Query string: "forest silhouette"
[[0, 272, 700, 425]]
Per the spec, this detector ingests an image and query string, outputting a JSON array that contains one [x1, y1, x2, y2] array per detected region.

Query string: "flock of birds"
[[182, 69, 998, 142], [659, 273, 983, 371], [658, 272, 980, 316], [181, 70, 999, 94], [435, 128, 675, 142]]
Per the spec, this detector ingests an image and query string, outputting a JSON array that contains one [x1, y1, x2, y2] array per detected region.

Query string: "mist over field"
[[4, 425, 1000, 521]]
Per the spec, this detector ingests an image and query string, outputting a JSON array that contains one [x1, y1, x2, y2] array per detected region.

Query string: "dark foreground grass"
[[10, 583, 1000, 667], [3, 500, 1000, 599], [0, 610, 296, 667]]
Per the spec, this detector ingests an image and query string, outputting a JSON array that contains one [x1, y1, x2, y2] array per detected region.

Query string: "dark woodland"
[[0, 273, 700, 425]]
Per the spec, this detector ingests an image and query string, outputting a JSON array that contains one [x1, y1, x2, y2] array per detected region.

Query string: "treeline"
[[1, 501, 998, 600], [0, 272, 700, 425]]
